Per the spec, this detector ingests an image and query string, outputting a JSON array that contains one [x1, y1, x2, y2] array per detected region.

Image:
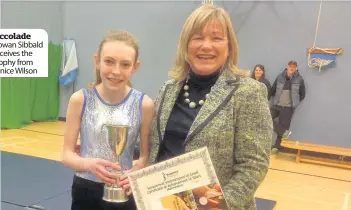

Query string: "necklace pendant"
[[189, 102, 196, 108]]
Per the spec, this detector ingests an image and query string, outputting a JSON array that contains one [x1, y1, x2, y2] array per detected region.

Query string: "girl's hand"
[[118, 173, 132, 195], [86, 158, 121, 185]]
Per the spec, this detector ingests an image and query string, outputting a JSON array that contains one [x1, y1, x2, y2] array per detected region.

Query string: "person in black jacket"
[[251, 64, 272, 99], [270, 60, 306, 154]]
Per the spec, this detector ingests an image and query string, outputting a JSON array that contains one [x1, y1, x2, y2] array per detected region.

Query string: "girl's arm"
[[62, 90, 88, 171], [131, 95, 155, 171]]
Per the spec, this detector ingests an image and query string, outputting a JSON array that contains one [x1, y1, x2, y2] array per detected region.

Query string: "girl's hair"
[[168, 4, 250, 81], [89, 30, 139, 88], [251, 64, 265, 80]]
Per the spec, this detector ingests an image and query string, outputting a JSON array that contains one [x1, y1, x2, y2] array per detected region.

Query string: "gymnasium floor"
[[1, 121, 350, 210]]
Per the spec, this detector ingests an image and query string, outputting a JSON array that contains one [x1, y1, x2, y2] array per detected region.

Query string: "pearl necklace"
[[183, 79, 209, 108]]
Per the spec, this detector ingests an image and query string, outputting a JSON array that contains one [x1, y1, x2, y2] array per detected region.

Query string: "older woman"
[[148, 4, 273, 210]]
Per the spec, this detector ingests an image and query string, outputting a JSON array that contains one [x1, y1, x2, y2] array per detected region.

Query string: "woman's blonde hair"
[[89, 30, 139, 88], [169, 4, 250, 81]]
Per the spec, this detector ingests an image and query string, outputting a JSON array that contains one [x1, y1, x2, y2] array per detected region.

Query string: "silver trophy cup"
[[101, 123, 129, 203]]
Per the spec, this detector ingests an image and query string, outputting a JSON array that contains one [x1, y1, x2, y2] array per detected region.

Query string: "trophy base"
[[102, 185, 129, 203]]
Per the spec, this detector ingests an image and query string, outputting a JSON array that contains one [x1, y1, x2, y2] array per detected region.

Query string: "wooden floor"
[[1, 121, 350, 210]]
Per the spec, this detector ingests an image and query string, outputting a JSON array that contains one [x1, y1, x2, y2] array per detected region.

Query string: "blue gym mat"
[[1, 151, 276, 210]]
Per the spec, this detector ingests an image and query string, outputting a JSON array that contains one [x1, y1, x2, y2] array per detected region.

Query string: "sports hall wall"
[[2, 1, 350, 148]]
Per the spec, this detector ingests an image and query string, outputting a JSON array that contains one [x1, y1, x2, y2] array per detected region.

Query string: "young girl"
[[62, 30, 154, 210]]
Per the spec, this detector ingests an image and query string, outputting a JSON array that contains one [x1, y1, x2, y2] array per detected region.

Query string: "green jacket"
[[149, 69, 273, 210]]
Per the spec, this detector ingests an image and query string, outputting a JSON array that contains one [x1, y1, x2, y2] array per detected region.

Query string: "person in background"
[[146, 4, 273, 210], [251, 64, 272, 99], [270, 60, 306, 154], [62, 30, 154, 210]]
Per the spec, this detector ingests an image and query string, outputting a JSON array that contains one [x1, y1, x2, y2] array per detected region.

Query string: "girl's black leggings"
[[71, 175, 137, 210]]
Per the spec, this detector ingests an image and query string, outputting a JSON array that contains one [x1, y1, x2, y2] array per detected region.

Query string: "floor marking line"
[[0, 136, 26, 141], [20, 138, 63, 145], [27, 139, 64, 145], [0, 140, 37, 147], [2, 136, 64, 145], [1, 144, 61, 154], [20, 128, 64, 137], [269, 167, 351, 183], [1, 201, 27, 207]]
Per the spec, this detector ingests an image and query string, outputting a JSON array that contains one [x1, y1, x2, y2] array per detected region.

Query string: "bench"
[[280, 139, 351, 169]]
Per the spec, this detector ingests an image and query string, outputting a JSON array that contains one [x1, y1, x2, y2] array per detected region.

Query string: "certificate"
[[127, 147, 230, 210]]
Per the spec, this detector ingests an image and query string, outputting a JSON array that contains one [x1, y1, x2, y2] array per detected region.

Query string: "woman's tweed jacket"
[[148, 69, 273, 210]]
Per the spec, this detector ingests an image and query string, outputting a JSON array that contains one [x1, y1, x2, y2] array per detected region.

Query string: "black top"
[[258, 78, 272, 99], [156, 69, 220, 162]]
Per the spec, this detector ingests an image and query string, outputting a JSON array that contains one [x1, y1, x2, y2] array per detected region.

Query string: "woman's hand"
[[117, 159, 147, 195], [118, 173, 132, 195], [85, 158, 121, 185]]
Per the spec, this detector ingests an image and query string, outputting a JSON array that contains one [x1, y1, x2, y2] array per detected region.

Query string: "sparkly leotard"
[[75, 87, 144, 182]]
